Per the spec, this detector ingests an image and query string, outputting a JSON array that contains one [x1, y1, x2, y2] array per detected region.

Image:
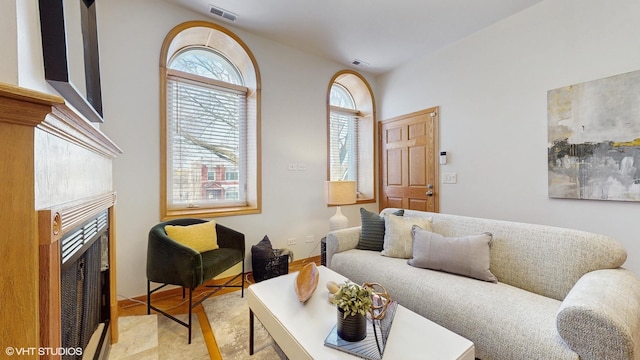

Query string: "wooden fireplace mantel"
[[0, 82, 121, 359]]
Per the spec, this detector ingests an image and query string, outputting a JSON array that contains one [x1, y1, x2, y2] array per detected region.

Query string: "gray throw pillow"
[[408, 225, 497, 283], [356, 208, 404, 251]]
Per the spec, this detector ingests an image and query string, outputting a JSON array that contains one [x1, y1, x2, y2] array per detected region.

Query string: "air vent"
[[351, 59, 370, 68], [61, 210, 108, 264], [209, 5, 238, 22]]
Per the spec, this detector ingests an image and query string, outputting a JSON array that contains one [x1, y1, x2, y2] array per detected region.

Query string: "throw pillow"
[[408, 226, 497, 283], [164, 221, 218, 253], [251, 235, 275, 259], [357, 208, 405, 251], [381, 214, 433, 259]]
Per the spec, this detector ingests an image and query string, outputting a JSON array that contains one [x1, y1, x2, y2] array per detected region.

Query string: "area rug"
[[202, 291, 287, 359]]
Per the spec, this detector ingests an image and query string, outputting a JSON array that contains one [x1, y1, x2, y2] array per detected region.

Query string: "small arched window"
[[169, 47, 243, 85], [160, 22, 261, 219], [330, 84, 356, 109], [327, 71, 375, 202]]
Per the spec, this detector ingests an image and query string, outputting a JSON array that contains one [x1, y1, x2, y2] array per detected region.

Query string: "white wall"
[[98, 0, 377, 298], [0, 0, 47, 89], [0, 0, 18, 84], [15, 0, 48, 91], [378, 0, 640, 275]]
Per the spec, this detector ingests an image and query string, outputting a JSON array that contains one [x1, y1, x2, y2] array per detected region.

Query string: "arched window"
[[160, 21, 261, 219], [327, 71, 375, 202]]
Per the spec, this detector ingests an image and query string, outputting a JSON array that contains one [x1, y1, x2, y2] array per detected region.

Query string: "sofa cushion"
[[165, 220, 219, 253], [408, 226, 497, 283], [357, 208, 404, 251], [381, 214, 433, 259]]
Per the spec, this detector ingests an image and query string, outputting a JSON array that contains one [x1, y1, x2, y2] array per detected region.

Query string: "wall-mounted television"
[[39, 0, 103, 123]]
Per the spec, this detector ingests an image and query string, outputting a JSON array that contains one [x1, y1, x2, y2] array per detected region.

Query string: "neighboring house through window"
[[160, 21, 261, 219], [327, 71, 376, 202]]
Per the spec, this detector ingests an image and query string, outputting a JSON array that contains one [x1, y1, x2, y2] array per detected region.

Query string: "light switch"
[[443, 173, 457, 184]]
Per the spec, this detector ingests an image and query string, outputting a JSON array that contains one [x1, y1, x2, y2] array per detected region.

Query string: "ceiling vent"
[[209, 5, 238, 22], [351, 59, 370, 68]]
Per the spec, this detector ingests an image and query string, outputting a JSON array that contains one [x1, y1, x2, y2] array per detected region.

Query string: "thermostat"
[[439, 151, 447, 165]]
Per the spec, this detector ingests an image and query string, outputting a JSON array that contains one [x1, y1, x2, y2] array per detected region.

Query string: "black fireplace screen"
[[60, 210, 109, 360]]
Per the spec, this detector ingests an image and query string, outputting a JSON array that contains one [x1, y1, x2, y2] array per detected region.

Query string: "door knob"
[[426, 190, 433, 196]]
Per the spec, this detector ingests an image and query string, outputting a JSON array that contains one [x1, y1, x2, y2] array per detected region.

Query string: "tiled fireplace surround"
[[0, 83, 121, 360]]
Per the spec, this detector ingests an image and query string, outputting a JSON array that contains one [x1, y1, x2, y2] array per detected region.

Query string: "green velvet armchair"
[[146, 218, 245, 343]]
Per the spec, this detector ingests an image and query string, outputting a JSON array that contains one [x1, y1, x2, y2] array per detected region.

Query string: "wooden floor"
[[117, 256, 321, 359]]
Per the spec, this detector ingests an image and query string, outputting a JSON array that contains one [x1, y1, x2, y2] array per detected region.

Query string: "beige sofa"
[[326, 208, 640, 360]]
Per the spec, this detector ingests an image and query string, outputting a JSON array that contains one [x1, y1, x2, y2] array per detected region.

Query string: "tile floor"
[[108, 314, 209, 359]]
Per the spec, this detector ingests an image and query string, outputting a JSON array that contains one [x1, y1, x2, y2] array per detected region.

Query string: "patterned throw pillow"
[[408, 225, 497, 283], [381, 214, 433, 259], [164, 220, 218, 253], [356, 208, 404, 251]]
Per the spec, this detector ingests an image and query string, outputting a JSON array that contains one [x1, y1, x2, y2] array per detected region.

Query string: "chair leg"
[[148, 282, 192, 344], [188, 288, 193, 344], [241, 259, 245, 298], [182, 287, 186, 299]]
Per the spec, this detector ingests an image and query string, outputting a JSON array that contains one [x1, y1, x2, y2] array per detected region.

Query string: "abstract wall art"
[[548, 70, 640, 201]]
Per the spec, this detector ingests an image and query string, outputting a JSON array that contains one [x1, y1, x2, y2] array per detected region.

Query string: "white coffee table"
[[248, 265, 474, 359]]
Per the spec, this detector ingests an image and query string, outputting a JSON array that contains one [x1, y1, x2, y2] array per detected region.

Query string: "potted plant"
[[332, 281, 373, 341]]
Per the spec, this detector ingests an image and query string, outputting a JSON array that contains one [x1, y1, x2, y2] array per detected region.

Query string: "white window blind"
[[166, 72, 248, 209], [329, 107, 359, 182]]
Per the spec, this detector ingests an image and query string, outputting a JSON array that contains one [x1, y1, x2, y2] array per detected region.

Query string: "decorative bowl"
[[295, 262, 319, 302]]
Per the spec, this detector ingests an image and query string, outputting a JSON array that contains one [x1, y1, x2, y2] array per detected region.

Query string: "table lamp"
[[324, 180, 357, 231]]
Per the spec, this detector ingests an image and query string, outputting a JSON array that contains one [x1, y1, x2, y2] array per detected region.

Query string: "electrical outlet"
[[287, 163, 297, 171], [305, 235, 314, 243], [287, 238, 297, 245]]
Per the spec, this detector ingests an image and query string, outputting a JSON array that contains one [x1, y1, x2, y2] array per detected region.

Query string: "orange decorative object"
[[295, 263, 319, 303], [363, 282, 392, 320]]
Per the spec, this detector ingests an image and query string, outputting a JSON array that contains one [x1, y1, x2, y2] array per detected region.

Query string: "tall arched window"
[[327, 71, 375, 202], [160, 21, 261, 219]]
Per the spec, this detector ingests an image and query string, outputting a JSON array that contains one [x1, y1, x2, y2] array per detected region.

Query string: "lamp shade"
[[324, 181, 357, 205]]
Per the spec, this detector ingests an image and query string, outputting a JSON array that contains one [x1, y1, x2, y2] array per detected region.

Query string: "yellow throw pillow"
[[165, 221, 219, 253]]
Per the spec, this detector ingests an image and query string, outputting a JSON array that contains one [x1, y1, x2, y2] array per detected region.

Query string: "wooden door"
[[379, 107, 439, 212]]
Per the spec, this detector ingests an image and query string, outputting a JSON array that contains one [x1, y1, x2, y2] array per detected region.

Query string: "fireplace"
[[38, 193, 118, 360], [1, 83, 120, 360], [60, 210, 110, 359]]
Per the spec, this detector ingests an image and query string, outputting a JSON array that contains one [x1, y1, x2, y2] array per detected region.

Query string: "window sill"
[[327, 198, 376, 207], [356, 198, 376, 205], [162, 205, 261, 221]]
